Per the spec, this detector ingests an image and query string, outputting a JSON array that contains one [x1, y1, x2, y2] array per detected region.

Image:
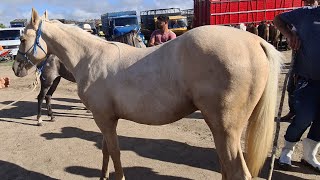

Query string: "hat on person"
[[83, 24, 93, 33]]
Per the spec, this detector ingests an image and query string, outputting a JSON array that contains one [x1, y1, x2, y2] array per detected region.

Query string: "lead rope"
[[0, 70, 41, 111]]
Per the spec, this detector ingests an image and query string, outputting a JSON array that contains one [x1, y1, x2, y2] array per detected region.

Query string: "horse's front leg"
[[37, 82, 50, 126], [96, 116, 125, 180], [100, 137, 110, 180]]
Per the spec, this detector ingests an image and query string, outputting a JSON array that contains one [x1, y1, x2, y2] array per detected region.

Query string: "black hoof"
[[50, 117, 56, 122]]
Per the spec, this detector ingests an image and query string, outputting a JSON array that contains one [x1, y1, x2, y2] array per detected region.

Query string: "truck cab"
[[109, 15, 139, 38], [0, 28, 24, 57], [101, 11, 144, 42]]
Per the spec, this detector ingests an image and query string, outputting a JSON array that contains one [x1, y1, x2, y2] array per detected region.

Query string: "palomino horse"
[[13, 9, 282, 180], [35, 31, 146, 126]]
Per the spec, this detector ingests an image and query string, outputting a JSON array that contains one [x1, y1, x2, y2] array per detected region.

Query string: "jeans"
[[284, 78, 320, 142]]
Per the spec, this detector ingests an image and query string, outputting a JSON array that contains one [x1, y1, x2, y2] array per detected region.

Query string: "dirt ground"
[[0, 51, 319, 180]]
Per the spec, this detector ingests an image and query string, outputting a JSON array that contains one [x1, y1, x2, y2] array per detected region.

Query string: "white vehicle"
[[0, 28, 24, 57]]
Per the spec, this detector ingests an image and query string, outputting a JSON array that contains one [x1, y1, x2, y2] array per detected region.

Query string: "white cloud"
[[153, 0, 193, 10]]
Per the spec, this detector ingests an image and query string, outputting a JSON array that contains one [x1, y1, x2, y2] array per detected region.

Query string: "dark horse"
[[36, 31, 146, 125], [36, 55, 75, 125], [111, 30, 146, 48]]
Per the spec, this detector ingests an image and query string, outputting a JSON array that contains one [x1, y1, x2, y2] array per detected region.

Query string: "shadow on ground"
[[0, 100, 92, 126], [65, 166, 193, 180], [41, 126, 219, 173], [0, 160, 57, 180]]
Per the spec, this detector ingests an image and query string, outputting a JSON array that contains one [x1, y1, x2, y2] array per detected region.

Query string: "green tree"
[[0, 23, 6, 28]]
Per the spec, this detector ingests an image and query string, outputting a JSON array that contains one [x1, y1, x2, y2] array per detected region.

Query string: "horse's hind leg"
[[205, 116, 251, 180], [197, 98, 251, 180], [45, 76, 61, 122], [94, 115, 125, 180]]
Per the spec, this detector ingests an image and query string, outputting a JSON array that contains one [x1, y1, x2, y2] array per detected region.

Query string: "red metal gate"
[[194, 0, 304, 27]]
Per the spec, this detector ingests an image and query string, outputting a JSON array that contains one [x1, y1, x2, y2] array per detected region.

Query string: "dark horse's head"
[[13, 9, 49, 77], [112, 30, 146, 48]]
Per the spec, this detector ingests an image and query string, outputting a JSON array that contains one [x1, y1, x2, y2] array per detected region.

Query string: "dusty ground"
[[0, 51, 319, 180]]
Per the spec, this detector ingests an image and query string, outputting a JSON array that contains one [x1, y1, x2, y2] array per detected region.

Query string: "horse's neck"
[[42, 22, 103, 77]]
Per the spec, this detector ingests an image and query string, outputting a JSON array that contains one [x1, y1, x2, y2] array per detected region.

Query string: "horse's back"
[[185, 25, 261, 45], [179, 25, 268, 66]]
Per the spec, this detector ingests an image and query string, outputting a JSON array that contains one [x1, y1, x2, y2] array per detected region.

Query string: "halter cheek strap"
[[33, 21, 46, 56]]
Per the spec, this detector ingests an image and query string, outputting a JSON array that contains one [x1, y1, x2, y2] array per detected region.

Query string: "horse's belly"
[[123, 106, 196, 125], [115, 93, 196, 125]]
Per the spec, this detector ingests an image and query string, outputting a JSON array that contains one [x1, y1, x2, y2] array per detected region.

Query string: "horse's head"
[[13, 8, 49, 77]]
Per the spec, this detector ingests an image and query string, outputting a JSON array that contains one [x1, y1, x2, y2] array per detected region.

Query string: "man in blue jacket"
[[274, 0, 320, 172]]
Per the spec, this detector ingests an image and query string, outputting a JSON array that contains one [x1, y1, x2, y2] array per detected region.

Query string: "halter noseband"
[[17, 20, 49, 74]]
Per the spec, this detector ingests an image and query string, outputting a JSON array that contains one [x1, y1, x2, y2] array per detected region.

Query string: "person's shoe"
[[280, 111, 295, 122], [301, 138, 320, 173], [278, 140, 296, 170]]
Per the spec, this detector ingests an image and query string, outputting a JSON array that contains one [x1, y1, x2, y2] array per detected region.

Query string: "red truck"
[[194, 0, 303, 27]]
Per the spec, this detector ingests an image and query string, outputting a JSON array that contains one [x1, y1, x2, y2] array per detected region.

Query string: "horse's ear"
[[31, 8, 40, 26], [43, 10, 49, 20]]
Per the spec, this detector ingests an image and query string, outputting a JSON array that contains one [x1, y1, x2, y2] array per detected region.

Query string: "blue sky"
[[0, 0, 193, 26]]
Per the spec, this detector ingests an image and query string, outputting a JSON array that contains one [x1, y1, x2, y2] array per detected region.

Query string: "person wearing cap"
[[149, 15, 176, 47], [274, 0, 320, 172]]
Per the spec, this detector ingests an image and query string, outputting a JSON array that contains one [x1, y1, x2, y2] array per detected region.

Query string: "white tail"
[[245, 40, 282, 176]]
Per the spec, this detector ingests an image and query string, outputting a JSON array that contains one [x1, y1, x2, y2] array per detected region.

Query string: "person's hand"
[[0, 77, 9, 89], [287, 31, 301, 50]]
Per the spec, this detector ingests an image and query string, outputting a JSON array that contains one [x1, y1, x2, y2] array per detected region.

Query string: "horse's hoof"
[[37, 117, 43, 126], [50, 117, 56, 122]]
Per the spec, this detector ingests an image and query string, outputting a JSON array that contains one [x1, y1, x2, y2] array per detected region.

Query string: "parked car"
[[0, 27, 24, 58]]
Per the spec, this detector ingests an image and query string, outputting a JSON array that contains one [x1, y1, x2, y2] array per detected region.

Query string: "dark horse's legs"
[[37, 82, 51, 126], [37, 76, 61, 126], [45, 76, 61, 122]]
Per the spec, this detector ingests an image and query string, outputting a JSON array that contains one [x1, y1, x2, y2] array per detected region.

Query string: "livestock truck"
[[194, 0, 303, 27]]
